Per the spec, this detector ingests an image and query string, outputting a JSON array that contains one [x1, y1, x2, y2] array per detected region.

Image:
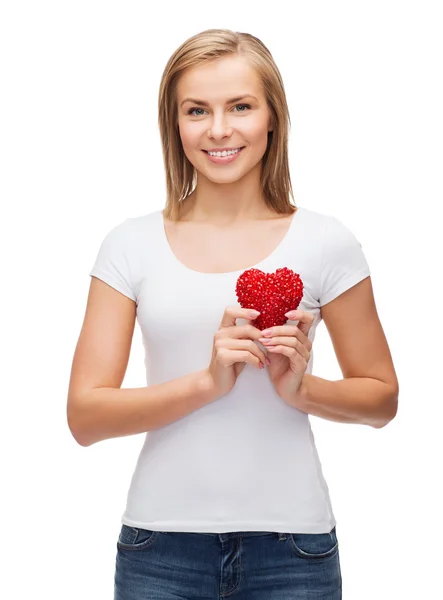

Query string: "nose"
[[207, 110, 233, 141]]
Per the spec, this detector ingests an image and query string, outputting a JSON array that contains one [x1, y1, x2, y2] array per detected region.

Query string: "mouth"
[[202, 146, 245, 154], [202, 146, 246, 164]]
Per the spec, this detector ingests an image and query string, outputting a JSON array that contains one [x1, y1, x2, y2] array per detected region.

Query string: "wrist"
[[295, 376, 310, 410], [197, 369, 219, 404], [283, 376, 309, 410]]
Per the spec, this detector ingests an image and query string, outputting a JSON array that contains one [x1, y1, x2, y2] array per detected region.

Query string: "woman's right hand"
[[204, 306, 270, 399]]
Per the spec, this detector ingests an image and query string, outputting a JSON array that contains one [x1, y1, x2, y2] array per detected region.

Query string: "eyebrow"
[[180, 95, 258, 108]]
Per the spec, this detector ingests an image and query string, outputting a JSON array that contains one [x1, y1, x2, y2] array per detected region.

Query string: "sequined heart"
[[235, 267, 304, 330]]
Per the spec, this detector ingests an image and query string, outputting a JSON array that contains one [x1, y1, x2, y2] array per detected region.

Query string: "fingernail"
[[265, 357, 271, 366], [248, 310, 260, 318]]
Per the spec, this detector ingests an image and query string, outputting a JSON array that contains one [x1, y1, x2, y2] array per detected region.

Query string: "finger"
[[216, 337, 269, 367], [284, 309, 315, 337], [220, 306, 261, 329], [267, 344, 310, 364], [217, 324, 263, 341], [217, 347, 265, 370], [263, 337, 310, 361], [260, 326, 312, 351]]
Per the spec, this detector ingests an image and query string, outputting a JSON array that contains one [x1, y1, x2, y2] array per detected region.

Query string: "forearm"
[[69, 369, 217, 447], [296, 373, 398, 428]]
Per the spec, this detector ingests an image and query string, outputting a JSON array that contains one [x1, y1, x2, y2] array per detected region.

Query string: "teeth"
[[208, 148, 241, 157]]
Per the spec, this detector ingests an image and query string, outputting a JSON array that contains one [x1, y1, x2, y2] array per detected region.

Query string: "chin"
[[199, 160, 250, 183], [203, 171, 246, 185]]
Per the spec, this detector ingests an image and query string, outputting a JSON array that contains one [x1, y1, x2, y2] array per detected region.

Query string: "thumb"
[[285, 309, 312, 336]]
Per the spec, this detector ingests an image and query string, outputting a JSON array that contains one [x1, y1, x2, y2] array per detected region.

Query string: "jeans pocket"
[[289, 526, 339, 559], [117, 524, 159, 551]]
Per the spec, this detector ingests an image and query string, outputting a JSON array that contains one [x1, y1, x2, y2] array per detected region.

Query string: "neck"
[[180, 166, 276, 224]]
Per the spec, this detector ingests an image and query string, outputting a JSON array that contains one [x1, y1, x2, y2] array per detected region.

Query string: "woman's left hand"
[[258, 309, 314, 406]]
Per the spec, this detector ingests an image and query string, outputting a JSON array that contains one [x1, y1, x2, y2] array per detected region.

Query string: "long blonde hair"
[[158, 29, 296, 221]]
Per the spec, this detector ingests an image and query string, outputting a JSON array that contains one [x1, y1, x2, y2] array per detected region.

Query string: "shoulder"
[[89, 209, 163, 301], [297, 206, 352, 231], [293, 206, 331, 237], [298, 206, 363, 248], [117, 208, 162, 235], [91, 209, 163, 269], [101, 209, 162, 247]]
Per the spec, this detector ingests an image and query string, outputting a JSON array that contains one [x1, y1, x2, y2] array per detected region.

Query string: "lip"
[[202, 146, 245, 164], [204, 146, 244, 152]]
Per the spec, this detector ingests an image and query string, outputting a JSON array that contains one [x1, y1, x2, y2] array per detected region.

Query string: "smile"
[[202, 147, 245, 164]]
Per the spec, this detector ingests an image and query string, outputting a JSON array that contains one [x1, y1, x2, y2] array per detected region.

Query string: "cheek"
[[178, 122, 193, 150], [177, 122, 205, 169], [241, 117, 271, 145], [178, 120, 204, 152]]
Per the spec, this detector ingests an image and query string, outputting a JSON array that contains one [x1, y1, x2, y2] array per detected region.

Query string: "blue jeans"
[[114, 524, 342, 599]]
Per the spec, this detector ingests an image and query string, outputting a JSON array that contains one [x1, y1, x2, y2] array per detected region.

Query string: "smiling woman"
[[157, 29, 294, 223], [68, 27, 397, 600], [175, 54, 274, 189]]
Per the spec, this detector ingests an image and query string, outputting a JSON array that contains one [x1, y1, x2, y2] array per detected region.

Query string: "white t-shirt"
[[89, 205, 371, 534]]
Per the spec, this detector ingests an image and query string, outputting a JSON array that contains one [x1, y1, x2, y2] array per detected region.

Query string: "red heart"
[[235, 267, 304, 330]]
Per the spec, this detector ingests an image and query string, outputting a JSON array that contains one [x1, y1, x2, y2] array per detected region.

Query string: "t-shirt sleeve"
[[89, 219, 136, 302], [319, 216, 371, 306]]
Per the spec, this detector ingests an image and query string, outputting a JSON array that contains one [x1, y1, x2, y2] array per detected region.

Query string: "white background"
[[2, 1, 442, 598]]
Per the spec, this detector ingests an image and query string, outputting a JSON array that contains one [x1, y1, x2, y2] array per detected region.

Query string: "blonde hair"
[[158, 28, 296, 221]]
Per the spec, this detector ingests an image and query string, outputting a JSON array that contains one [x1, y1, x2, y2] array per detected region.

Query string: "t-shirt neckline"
[[157, 206, 303, 277]]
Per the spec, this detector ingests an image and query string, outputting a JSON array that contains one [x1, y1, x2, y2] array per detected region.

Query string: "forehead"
[[177, 55, 264, 100]]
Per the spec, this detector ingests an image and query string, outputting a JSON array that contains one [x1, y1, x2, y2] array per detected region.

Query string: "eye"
[[187, 107, 206, 116], [233, 103, 251, 112], [187, 103, 251, 116]]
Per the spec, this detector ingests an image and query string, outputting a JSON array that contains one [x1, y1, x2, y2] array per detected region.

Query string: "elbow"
[[67, 405, 94, 447], [67, 417, 90, 447], [69, 426, 95, 447], [371, 384, 399, 429], [67, 387, 107, 447]]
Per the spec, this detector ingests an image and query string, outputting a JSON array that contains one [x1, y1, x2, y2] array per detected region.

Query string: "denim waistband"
[[178, 531, 289, 542]]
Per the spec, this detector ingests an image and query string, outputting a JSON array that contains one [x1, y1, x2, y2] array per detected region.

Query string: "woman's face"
[[176, 55, 273, 185]]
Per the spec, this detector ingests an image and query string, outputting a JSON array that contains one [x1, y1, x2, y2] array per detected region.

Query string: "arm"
[[297, 373, 398, 428], [70, 371, 216, 447], [295, 276, 399, 428], [67, 277, 217, 447]]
